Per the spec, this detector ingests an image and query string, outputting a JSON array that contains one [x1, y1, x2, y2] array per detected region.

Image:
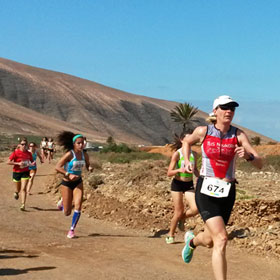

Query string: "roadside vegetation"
[[236, 155, 280, 172]]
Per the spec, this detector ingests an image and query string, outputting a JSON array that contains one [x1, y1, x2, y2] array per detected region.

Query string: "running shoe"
[[165, 235, 175, 244], [20, 204, 25, 211], [178, 219, 185, 232], [57, 198, 63, 211], [14, 192, 19, 200], [182, 231, 195, 263], [67, 230, 75, 239]]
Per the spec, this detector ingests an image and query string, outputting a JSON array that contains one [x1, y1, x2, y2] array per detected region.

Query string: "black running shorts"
[[13, 171, 30, 182], [195, 176, 236, 224], [61, 177, 83, 190], [171, 178, 194, 193]]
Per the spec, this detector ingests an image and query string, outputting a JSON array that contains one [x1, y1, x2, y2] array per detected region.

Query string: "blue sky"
[[1, 0, 279, 141]]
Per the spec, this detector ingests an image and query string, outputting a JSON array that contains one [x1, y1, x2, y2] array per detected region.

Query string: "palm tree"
[[170, 102, 199, 131]]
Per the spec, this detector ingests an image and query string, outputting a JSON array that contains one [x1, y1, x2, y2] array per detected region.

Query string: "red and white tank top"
[[200, 125, 238, 180]]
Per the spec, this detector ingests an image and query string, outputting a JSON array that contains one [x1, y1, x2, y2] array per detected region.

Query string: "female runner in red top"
[[7, 138, 34, 211]]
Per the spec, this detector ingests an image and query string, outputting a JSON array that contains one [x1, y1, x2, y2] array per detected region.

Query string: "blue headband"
[[73, 134, 83, 143]]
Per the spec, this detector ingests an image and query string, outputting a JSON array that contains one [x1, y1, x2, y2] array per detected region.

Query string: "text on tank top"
[[200, 124, 238, 179]]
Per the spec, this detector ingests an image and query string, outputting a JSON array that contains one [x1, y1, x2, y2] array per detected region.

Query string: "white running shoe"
[[67, 230, 75, 239], [57, 198, 63, 211]]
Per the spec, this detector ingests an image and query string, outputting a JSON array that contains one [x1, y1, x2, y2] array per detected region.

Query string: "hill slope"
[[0, 57, 274, 144]]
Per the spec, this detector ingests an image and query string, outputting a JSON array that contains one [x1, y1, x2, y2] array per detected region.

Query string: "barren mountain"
[[0, 57, 274, 144]]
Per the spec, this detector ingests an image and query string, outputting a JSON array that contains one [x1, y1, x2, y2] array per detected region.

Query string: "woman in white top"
[[40, 137, 48, 162], [47, 137, 55, 163]]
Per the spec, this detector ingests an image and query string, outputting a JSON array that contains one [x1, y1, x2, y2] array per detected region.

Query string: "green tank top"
[[176, 148, 195, 178]]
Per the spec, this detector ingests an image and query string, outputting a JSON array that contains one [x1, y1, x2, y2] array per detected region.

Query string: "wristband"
[[246, 153, 255, 162]]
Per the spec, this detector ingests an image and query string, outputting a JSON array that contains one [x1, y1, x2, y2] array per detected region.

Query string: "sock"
[[70, 210, 81, 231], [189, 238, 196, 249]]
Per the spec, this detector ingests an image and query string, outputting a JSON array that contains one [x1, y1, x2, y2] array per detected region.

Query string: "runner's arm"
[[37, 151, 44, 163], [7, 152, 20, 166], [193, 151, 200, 178], [7, 159, 20, 166], [167, 152, 183, 177], [182, 126, 206, 173], [55, 151, 72, 176], [236, 129, 263, 169], [84, 152, 93, 172]]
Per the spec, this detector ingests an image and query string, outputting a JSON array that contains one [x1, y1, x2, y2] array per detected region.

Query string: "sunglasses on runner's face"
[[219, 105, 236, 112], [29, 145, 34, 147]]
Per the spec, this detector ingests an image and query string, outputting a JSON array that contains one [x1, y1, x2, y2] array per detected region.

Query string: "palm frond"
[[170, 102, 198, 129]]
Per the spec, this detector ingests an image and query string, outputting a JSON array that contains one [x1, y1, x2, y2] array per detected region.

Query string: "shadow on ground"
[[0, 249, 39, 260], [0, 266, 56, 276]]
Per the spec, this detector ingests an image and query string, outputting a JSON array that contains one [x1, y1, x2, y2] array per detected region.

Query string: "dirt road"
[[0, 162, 279, 280]]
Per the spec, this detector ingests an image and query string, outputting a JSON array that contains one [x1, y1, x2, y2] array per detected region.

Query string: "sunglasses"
[[29, 145, 35, 147], [219, 105, 236, 112], [20, 143, 26, 146]]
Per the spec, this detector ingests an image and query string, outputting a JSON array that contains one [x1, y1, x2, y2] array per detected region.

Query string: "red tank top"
[[200, 125, 238, 179]]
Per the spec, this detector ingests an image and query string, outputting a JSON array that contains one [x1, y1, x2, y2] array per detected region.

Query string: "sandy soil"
[[1, 161, 280, 280]]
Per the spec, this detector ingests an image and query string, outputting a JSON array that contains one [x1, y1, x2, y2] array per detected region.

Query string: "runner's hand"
[[178, 167, 185, 173], [235, 145, 249, 159], [69, 174, 79, 181], [184, 161, 193, 173]]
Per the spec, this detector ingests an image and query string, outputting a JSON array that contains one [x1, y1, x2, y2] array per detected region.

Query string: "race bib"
[[72, 160, 85, 171], [20, 160, 31, 168], [201, 177, 231, 198]]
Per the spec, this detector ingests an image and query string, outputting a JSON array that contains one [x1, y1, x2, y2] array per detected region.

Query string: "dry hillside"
[[0, 57, 275, 144]]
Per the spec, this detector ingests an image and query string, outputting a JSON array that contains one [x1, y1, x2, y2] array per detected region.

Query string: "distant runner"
[[47, 137, 55, 163], [181, 96, 263, 280], [26, 142, 44, 195], [40, 137, 48, 162], [7, 138, 34, 211], [165, 130, 199, 244], [55, 131, 93, 238]]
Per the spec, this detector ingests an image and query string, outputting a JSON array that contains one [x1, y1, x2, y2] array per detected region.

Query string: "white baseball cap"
[[213, 95, 239, 110]]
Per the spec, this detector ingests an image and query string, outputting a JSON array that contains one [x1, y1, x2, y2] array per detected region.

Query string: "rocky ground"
[[47, 156, 280, 261]]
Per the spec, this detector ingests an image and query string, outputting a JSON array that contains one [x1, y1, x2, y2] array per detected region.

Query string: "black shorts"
[[171, 178, 194, 192], [13, 171, 30, 182], [61, 177, 83, 190], [195, 176, 236, 225]]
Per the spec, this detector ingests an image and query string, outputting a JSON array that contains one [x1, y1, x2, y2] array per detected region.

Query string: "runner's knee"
[[174, 208, 184, 218], [213, 233, 228, 252], [64, 209, 71, 216]]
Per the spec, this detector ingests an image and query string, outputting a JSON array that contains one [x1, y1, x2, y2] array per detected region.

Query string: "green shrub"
[[90, 160, 102, 170], [237, 155, 280, 172], [101, 143, 133, 153], [251, 136, 261, 146], [87, 174, 104, 189], [236, 188, 255, 200], [267, 141, 278, 145], [88, 150, 167, 164], [263, 155, 280, 172]]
